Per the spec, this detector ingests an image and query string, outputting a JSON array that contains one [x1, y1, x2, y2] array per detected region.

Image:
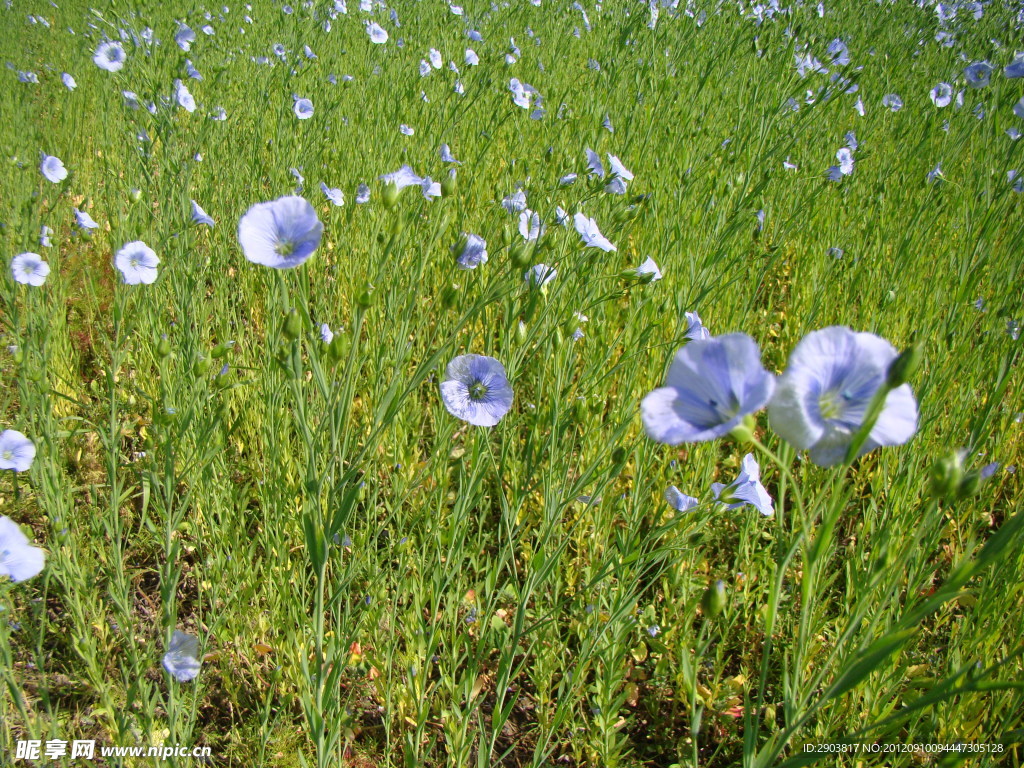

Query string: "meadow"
[[1, 0, 1023, 765]]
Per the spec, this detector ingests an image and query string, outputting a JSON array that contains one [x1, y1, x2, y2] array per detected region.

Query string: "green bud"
[[328, 334, 349, 363], [701, 579, 728, 618], [129, 188, 142, 203], [611, 446, 627, 465], [193, 356, 211, 377], [355, 283, 375, 308], [390, 212, 406, 235], [930, 451, 965, 500], [956, 470, 982, 499], [282, 310, 302, 341], [211, 340, 235, 359], [510, 241, 532, 269], [382, 182, 400, 209], [886, 341, 923, 388], [727, 414, 756, 445], [12, 346, 24, 365], [441, 173, 457, 198], [516, 320, 528, 343], [156, 335, 172, 358], [440, 284, 460, 310]]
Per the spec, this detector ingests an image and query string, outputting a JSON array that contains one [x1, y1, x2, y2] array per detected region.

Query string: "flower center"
[[130, 257, 139, 268], [819, 390, 846, 421], [469, 381, 488, 400], [276, 239, 296, 257]]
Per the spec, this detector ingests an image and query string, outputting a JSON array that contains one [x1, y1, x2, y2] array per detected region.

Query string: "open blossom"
[[294, 98, 314, 119], [440, 355, 513, 426], [573, 212, 615, 252], [0, 515, 45, 582], [175, 80, 196, 112], [40, 154, 68, 183], [641, 334, 775, 444], [366, 21, 388, 43], [163, 630, 202, 682], [685, 311, 710, 340], [115, 241, 160, 284], [0, 430, 35, 472], [525, 263, 557, 287], [712, 454, 774, 516], [665, 485, 698, 512], [320, 183, 344, 206], [93, 41, 127, 72], [455, 234, 487, 269], [238, 196, 323, 269], [767, 326, 918, 466], [191, 200, 215, 227], [11, 253, 50, 286]]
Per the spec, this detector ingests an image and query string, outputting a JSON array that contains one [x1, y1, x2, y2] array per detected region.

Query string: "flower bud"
[[156, 334, 172, 358], [193, 356, 211, 376], [956, 470, 982, 499], [129, 188, 142, 203], [440, 284, 459, 309], [355, 283, 375, 308], [211, 340, 235, 359], [886, 341, 923, 388], [382, 182, 399, 209], [11, 346, 24, 365], [930, 450, 965, 500], [282, 310, 302, 341], [390, 212, 406, 235], [727, 414, 756, 445], [701, 579, 728, 618], [509, 241, 532, 269], [441, 173, 457, 197]]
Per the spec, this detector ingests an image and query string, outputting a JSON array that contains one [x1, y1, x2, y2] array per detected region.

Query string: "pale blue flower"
[[380, 165, 421, 190], [74, 208, 99, 230], [175, 80, 196, 112], [965, 61, 992, 88], [636, 257, 662, 281], [664, 485, 698, 512], [518, 210, 544, 241], [366, 21, 388, 43], [0, 515, 45, 582], [191, 200, 215, 227], [882, 93, 902, 111], [931, 82, 952, 108], [641, 334, 775, 444], [39, 225, 52, 248], [685, 311, 710, 340], [238, 196, 322, 269], [1005, 54, 1024, 79], [573, 212, 615, 252], [585, 148, 605, 178], [40, 154, 67, 183], [115, 241, 160, 285], [440, 354, 514, 426], [525, 263, 556, 287], [767, 326, 918, 466], [294, 98, 314, 119], [94, 41, 126, 72], [320, 324, 334, 344], [162, 630, 202, 682], [175, 24, 196, 51], [355, 184, 371, 204], [61, 72, 76, 90], [320, 183, 344, 206], [400, 124, 414, 136], [11, 253, 50, 286], [502, 190, 527, 213], [440, 143, 460, 163], [465, 48, 479, 66], [712, 454, 774, 516], [0, 430, 35, 472], [455, 234, 487, 269]]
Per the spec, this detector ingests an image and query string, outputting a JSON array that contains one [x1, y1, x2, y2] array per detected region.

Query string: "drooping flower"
[[664, 485, 698, 512], [684, 311, 710, 340], [455, 234, 487, 269], [191, 200, 215, 226], [525, 263, 557, 287], [767, 326, 918, 466], [115, 241, 160, 284], [11, 253, 50, 286], [39, 225, 52, 248], [320, 183, 344, 206], [175, 79, 196, 112], [237, 196, 323, 269], [0, 515, 45, 582], [0, 430, 35, 472], [502, 190, 527, 213], [320, 324, 334, 344], [440, 143, 460, 164], [573, 212, 616, 252], [61, 72, 76, 90], [379, 165, 422, 190], [74, 208, 99, 230], [294, 98, 314, 119], [40, 154, 67, 183], [712, 454, 774, 516], [518, 209, 544, 241], [162, 630, 202, 682], [420, 176, 441, 199], [440, 354, 514, 426], [636, 257, 662, 282], [93, 41, 127, 72], [641, 334, 775, 444], [585, 148, 605, 178], [465, 48, 479, 66], [175, 24, 196, 51]]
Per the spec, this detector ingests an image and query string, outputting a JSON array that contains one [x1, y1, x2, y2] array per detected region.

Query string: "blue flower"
[[191, 200, 215, 227], [440, 144, 461, 164], [162, 630, 202, 682], [366, 21, 388, 43], [175, 24, 195, 51], [767, 326, 918, 466], [636, 257, 662, 282], [237, 196, 323, 269], [0, 430, 35, 472], [965, 61, 992, 88], [11, 253, 50, 286], [61, 72, 76, 90], [440, 355, 514, 426], [0, 515, 45, 582], [641, 334, 775, 444], [573, 213, 615, 252], [74, 208, 99, 231], [175, 80, 196, 112], [664, 485, 698, 512], [455, 234, 487, 269], [712, 454, 774, 516], [684, 311, 710, 340], [93, 41, 127, 72], [320, 183, 344, 207], [40, 154, 67, 183], [525, 263, 557, 288], [115, 241, 160, 285], [294, 98, 314, 119]]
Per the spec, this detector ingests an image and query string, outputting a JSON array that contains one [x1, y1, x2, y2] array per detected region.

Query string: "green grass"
[[1, 0, 1023, 766]]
